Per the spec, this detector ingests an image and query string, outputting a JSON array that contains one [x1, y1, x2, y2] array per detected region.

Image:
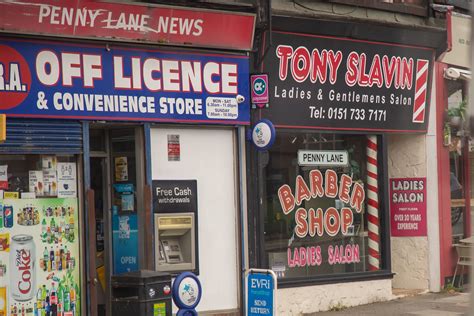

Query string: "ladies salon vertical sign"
[[390, 178, 427, 237]]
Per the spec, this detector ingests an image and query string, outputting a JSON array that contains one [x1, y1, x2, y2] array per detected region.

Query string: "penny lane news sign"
[[0, 0, 256, 51], [0, 39, 250, 124], [262, 31, 434, 132], [390, 178, 427, 237]]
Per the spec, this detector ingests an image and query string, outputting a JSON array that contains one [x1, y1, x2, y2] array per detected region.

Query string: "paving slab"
[[312, 292, 470, 316], [407, 310, 463, 316]]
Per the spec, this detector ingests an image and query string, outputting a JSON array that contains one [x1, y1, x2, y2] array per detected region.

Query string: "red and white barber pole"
[[10, 235, 36, 301], [366, 136, 380, 271], [412, 59, 429, 123]]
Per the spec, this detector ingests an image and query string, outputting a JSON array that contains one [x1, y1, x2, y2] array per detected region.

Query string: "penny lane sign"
[[298, 150, 349, 167], [262, 31, 435, 133]]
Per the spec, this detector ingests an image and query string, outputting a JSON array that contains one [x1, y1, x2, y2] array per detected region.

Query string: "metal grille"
[[0, 119, 83, 154]]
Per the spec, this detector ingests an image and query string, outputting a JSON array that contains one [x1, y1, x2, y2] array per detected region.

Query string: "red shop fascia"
[[434, 10, 472, 287]]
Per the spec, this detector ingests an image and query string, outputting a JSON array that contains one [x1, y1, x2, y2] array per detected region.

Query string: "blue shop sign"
[[0, 38, 250, 125]]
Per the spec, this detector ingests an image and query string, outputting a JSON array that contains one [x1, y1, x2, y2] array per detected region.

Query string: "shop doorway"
[[88, 126, 145, 316]]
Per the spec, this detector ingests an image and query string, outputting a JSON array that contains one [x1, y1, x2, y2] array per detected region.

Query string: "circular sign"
[[0, 45, 31, 110], [251, 119, 276, 151], [252, 77, 266, 96], [172, 272, 202, 310]]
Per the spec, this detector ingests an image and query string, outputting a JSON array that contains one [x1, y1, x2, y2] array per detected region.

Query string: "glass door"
[[90, 129, 111, 316], [88, 126, 144, 316]]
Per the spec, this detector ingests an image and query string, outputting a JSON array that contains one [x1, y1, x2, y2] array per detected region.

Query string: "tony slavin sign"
[[262, 31, 434, 133]]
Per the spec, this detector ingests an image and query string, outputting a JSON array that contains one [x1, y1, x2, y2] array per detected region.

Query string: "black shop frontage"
[[247, 16, 442, 314]]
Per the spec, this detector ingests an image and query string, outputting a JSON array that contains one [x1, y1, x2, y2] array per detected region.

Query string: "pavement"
[[312, 291, 471, 316]]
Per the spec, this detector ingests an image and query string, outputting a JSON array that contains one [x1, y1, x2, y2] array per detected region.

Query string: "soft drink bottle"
[[63, 292, 70, 313], [42, 219, 47, 236], [50, 248, 55, 271], [57, 285, 63, 314], [61, 249, 66, 272], [0, 201, 3, 228], [43, 247, 49, 272], [45, 292, 51, 316], [50, 283, 57, 306], [36, 288, 43, 310]]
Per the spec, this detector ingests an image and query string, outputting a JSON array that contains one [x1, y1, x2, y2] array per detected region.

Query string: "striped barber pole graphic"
[[367, 136, 380, 271], [412, 59, 429, 123]]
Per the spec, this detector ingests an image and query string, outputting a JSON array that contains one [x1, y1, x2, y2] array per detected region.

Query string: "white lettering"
[[36, 51, 60, 86]]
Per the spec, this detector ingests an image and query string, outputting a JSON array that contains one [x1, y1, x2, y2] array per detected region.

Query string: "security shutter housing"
[[0, 119, 83, 154]]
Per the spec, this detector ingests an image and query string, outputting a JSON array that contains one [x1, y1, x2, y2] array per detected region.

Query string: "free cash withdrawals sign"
[[262, 31, 434, 132], [0, 38, 250, 125], [152, 180, 197, 214], [389, 178, 427, 237]]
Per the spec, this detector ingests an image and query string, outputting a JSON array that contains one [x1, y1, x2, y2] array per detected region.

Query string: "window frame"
[[328, 0, 428, 17], [247, 130, 393, 287]]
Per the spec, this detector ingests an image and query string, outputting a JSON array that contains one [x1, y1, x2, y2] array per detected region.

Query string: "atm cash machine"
[[152, 180, 198, 274], [155, 213, 195, 271]]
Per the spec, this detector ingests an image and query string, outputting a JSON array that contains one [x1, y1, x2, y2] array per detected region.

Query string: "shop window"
[[0, 155, 76, 197], [257, 131, 385, 281], [446, 82, 469, 243], [90, 129, 107, 153]]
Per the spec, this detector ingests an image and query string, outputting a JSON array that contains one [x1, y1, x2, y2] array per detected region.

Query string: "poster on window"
[[114, 157, 128, 182], [0, 165, 8, 190], [390, 178, 427, 237], [29, 171, 44, 197], [57, 163, 77, 198], [0, 198, 81, 316]]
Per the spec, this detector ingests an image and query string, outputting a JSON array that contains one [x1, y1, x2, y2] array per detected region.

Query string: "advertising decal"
[[0, 198, 81, 316], [112, 206, 139, 275], [262, 31, 434, 132], [0, 0, 256, 51], [251, 119, 276, 151], [279, 170, 365, 268], [251, 74, 269, 108], [389, 178, 427, 237], [0, 39, 250, 125]]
